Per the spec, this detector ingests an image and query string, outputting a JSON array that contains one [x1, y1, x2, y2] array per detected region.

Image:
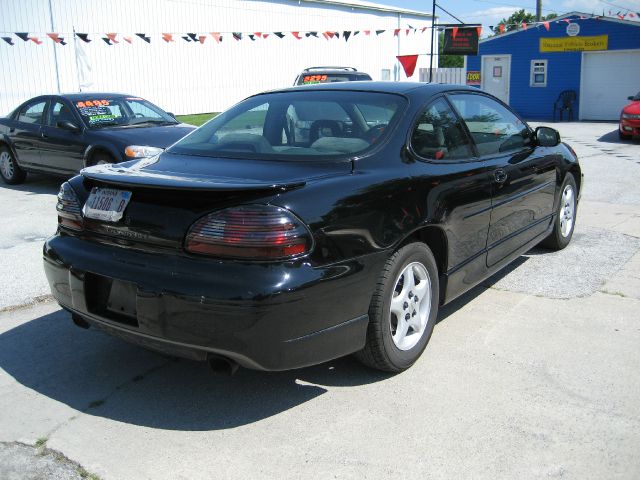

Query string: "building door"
[[481, 55, 511, 104], [580, 49, 640, 120]]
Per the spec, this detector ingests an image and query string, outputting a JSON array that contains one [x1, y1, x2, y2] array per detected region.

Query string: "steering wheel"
[[364, 124, 387, 143]]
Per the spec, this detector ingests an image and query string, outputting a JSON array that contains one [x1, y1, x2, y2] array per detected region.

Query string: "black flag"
[[343, 31, 351, 41], [274, 32, 285, 38], [2, 36, 14, 45], [136, 33, 151, 43], [15, 32, 30, 41], [76, 33, 91, 43]]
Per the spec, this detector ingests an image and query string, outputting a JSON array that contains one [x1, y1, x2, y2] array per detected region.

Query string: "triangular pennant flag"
[[393, 28, 401, 36], [210, 32, 222, 43], [274, 32, 285, 38], [102, 37, 113, 45], [182, 36, 192, 42], [255, 32, 263, 38], [476, 26, 482, 36], [353, 31, 359, 36], [376, 30, 385, 35], [405, 29, 410, 35], [249, 34, 256, 41], [123, 36, 133, 44], [397, 54, 419, 78], [187, 33, 198, 42], [322, 32, 330, 40], [421, 27, 427, 33], [452, 27, 458, 39], [106, 33, 118, 44], [522, 22, 527, 30], [47, 33, 66, 45], [335, 32, 340, 39], [307, 31, 318, 37], [136, 33, 151, 43], [1, 36, 14, 45], [543, 21, 550, 31], [291, 31, 302, 39], [30, 37, 42, 45], [76, 33, 91, 43], [162, 33, 174, 42], [628, 12, 635, 17], [198, 35, 206, 44], [16, 32, 30, 41], [262, 33, 269, 39], [343, 31, 351, 41], [617, 13, 626, 19], [498, 24, 505, 33], [364, 30, 370, 35], [232, 32, 242, 41]]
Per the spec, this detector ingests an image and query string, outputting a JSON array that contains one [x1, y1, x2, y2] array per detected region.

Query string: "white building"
[[0, 0, 436, 115]]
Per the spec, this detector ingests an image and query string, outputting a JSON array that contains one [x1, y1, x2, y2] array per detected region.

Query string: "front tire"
[[540, 173, 577, 250], [355, 242, 439, 372], [618, 129, 631, 140], [0, 146, 26, 185]]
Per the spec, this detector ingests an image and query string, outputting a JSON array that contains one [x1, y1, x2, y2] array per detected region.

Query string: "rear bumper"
[[43, 234, 385, 370]]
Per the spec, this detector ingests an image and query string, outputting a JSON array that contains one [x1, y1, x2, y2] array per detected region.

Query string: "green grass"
[[176, 112, 219, 126], [35, 437, 48, 448]]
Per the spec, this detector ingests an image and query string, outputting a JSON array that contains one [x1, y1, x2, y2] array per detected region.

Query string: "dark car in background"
[[619, 91, 640, 140], [294, 66, 372, 85], [44, 82, 582, 373], [0, 93, 195, 184]]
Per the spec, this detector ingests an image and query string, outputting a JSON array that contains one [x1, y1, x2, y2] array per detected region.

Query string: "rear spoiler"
[[81, 164, 305, 192]]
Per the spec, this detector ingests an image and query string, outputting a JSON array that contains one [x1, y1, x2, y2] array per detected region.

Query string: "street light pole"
[[429, 0, 437, 82]]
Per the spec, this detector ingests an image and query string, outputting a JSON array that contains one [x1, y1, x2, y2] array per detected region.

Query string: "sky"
[[374, 0, 640, 31]]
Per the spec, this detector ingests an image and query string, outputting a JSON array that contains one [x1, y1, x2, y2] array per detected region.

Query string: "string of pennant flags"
[[0, 26, 434, 46], [1, 13, 637, 47]]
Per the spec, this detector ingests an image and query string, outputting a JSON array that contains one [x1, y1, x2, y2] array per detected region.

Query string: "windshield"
[[168, 90, 406, 160], [297, 73, 371, 85], [73, 97, 177, 128]]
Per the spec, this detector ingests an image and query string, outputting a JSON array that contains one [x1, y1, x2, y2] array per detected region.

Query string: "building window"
[[530, 60, 547, 87], [381, 69, 391, 81]]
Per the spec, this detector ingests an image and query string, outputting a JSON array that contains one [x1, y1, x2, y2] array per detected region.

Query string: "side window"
[[410, 98, 473, 161], [449, 93, 530, 157], [48, 101, 76, 127], [216, 103, 268, 139], [18, 101, 47, 125]]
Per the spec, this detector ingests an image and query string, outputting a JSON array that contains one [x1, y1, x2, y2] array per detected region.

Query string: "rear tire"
[[0, 145, 26, 185], [540, 173, 577, 250], [355, 242, 439, 372]]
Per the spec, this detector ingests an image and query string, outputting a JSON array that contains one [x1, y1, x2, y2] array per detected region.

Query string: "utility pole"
[[429, 0, 436, 82], [536, 0, 542, 22]]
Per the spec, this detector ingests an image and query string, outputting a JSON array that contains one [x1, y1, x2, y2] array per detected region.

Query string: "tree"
[[438, 32, 464, 68], [492, 9, 558, 35]]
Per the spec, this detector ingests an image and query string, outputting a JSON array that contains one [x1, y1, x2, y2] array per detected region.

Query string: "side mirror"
[[167, 112, 177, 119], [57, 120, 80, 132], [628, 96, 635, 100], [535, 126, 560, 147]]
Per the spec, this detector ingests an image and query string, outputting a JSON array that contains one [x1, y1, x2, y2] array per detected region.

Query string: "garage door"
[[580, 50, 640, 120]]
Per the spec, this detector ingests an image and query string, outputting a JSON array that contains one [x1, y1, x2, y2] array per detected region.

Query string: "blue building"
[[465, 12, 640, 120]]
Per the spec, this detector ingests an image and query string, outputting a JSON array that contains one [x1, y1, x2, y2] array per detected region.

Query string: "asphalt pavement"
[[0, 122, 639, 480]]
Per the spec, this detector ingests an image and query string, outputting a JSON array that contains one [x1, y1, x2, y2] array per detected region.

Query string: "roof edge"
[[293, 0, 435, 18]]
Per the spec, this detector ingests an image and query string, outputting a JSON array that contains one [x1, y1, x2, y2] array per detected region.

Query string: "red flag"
[[396, 54, 419, 78], [405, 29, 410, 35], [543, 21, 550, 31], [262, 33, 269, 39], [106, 33, 119, 44], [162, 33, 174, 42], [124, 36, 133, 44], [198, 35, 206, 44], [394, 28, 401, 36], [254, 32, 262, 38], [210, 32, 221, 43], [451, 27, 458, 39], [364, 30, 370, 35], [291, 31, 302, 39], [522, 22, 527, 30], [498, 24, 505, 33], [476, 26, 482, 36], [30, 36, 42, 45], [617, 13, 626, 19], [421, 27, 427, 33]]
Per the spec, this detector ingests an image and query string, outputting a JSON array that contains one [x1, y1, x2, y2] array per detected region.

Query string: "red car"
[[619, 91, 640, 140]]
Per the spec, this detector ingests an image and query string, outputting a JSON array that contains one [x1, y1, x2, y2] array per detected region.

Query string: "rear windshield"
[[297, 73, 371, 85], [168, 90, 406, 160]]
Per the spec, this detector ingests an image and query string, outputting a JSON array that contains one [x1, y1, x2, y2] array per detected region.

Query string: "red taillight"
[[185, 205, 313, 260], [56, 182, 84, 231]]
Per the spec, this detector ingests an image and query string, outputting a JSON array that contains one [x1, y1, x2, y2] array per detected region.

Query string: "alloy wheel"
[[0, 151, 14, 179], [559, 184, 575, 238]]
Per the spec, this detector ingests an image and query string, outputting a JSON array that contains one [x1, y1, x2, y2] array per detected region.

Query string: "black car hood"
[[93, 123, 195, 148], [81, 152, 352, 191]]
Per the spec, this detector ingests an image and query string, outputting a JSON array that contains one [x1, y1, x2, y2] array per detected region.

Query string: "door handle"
[[493, 169, 508, 184]]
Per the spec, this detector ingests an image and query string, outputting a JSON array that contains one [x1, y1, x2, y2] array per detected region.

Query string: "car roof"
[[59, 93, 138, 101], [263, 81, 480, 97]]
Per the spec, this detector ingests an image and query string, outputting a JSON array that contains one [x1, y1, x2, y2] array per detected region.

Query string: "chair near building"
[[553, 90, 577, 121]]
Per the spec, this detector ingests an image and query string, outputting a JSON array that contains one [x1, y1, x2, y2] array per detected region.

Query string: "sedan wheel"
[[0, 147, 26, 185], [540, 173, 577, 250], [356, 242, 439, 372]]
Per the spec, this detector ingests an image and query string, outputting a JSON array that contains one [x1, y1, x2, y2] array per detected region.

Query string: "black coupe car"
[[0, 93, 195, 184], [43, 82, 582, 373]]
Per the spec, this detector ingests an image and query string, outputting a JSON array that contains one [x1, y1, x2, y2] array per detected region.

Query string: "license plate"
[[83, 187, 132, 222]]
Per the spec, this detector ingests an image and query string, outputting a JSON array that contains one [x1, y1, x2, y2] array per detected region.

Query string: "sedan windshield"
[[73, 97, 177, 129], [168, 90, 406, 160]]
